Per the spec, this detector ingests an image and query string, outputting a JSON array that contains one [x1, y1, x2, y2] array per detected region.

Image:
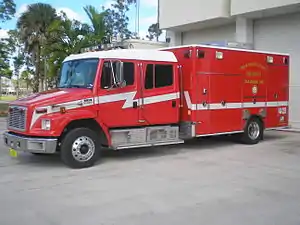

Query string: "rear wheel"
[[240, 117, 264, 145], [60, 128, 101, 169]]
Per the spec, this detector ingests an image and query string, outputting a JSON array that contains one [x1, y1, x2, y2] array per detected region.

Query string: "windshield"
[[58, 58, 99, 89]]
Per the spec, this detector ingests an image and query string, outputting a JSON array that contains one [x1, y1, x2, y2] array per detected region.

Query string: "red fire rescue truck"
[[3, 44, 290, 168]]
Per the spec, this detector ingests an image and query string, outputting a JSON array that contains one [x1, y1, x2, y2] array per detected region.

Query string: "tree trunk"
[[40, 77, 44, 91], [16, 77, 19, 98], [33, 45, 41, 93], [44, 58, 48, 91]]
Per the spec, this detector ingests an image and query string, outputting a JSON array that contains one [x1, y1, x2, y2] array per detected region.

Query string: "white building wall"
[[182, 24, 236, 45], [159, 0, 230, 29], [160, 0, 300, 129], [166, 31, 183, 46], [254, 13, 300, 128], [235, 17, 254, 47], [231, 0, 300, 15]]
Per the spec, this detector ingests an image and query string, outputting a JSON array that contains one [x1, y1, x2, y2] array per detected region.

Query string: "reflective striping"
[[266, 102, 278, 107], [184, 91, 288, 111], [267, 101, 289, 107], [243, 102, 266, 108], [184, 91, 196, 110], [278, 101, 289, 107], [29, 91, 288, 128], [97, 91, 137, 108], [30, 92, 180, 128], [30, 98, 95, 128], [142, 92, 179, 106], [210, 103, 227, 110], [226, 103, 243, 109], [96, 92, 180, 109]]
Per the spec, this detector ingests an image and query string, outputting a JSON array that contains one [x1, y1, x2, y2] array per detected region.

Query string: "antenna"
[[156, 0, 160, 41]]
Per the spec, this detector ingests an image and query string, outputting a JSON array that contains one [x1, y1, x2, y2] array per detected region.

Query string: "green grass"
[[0, 95, 17, 101]]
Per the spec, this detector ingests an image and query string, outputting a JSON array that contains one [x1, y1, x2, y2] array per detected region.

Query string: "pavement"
[[0, 120, 300, 225]]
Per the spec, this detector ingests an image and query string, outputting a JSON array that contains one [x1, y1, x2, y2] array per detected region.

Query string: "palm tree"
[[20, 70, 32, 94], [0, 0, 16, 23], [83, 5, 107, 44], [16, 3, 57, 92], [44, 12, 94, 86], [13, 53, 24, 98]]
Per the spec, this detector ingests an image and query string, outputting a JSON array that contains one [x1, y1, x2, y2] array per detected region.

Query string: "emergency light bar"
[[81, 43, 126, 53]]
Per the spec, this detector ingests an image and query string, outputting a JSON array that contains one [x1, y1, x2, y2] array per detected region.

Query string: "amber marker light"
[[60, 107, 66, 114]]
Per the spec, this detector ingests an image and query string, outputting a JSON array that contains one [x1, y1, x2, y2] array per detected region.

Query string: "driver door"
[[96, 59, 139, 128]]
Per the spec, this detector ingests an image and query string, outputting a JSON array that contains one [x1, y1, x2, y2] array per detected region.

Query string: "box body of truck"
[[162, 45, 289, 138]]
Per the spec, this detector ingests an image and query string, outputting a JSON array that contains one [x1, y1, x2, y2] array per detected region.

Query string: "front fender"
[[30, 109, 97, 137], [29, 109, 111, 146]]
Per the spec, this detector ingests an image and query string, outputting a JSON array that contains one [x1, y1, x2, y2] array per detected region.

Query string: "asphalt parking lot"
[[0, 118, 300, 225]]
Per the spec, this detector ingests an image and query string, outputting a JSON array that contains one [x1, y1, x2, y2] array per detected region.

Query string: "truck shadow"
[[12, 131, 289, 168], [100, 131, 288, 163]]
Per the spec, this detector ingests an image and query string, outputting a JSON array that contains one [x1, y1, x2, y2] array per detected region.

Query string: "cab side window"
[[101, 60, 135, 89], [123, 62, 134, 85], [101, 61, 113, 89], [144, 64, 173, 89]]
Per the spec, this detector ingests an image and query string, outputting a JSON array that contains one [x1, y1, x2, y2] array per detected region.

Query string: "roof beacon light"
[[267, 56, 274, 64], [216, 51, 223, 60]]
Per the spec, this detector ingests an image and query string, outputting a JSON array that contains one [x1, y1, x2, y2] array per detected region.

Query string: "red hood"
[[11, 88, 93, 107]]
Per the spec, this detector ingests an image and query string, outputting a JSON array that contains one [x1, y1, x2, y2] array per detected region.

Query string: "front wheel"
[[240, 117, 264, 145], [60, 128, 101, 169]]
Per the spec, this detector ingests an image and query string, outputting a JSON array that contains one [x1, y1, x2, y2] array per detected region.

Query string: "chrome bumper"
[[3, 132, 58, 154]]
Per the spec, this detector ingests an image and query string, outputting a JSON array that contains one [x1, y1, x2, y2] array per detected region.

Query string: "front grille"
[[8, 106, 27, 131]]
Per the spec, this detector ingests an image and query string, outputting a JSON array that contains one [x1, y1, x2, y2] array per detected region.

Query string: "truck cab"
[[3, 49, 181, 168]]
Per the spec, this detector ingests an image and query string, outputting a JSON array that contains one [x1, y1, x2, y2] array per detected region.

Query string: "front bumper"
[[3, 132, 58, 154]]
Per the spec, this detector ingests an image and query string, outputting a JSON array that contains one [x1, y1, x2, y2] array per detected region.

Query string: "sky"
[[0, 0, 165, 41]]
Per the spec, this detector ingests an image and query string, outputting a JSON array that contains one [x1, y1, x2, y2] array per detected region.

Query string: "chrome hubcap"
[[71, 136, 95, 162], [248, 122, 260, 140]]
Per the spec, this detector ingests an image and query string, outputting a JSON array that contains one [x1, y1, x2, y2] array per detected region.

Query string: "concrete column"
[[166, 30, 183, 46], [235, 16, 254, 49]]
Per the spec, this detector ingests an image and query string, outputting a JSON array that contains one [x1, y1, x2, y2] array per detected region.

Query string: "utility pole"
[[156, 0, 160, 41], [44, 56, 47, 91], [135, 0, 140, 38]]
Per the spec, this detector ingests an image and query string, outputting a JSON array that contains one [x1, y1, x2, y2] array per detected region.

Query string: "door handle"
[[172, 100, 176, 108], [133, 101, 138, 108]]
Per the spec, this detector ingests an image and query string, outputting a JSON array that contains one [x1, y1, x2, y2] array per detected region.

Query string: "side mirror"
[[115, 61, 125, 87]]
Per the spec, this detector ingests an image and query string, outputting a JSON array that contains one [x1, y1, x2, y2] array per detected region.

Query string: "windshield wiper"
[[69, 85, 85, 88], [58, 85, 86, 88]]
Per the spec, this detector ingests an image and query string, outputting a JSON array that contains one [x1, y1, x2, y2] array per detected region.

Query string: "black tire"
[[240, 117, 264, 145], [60, 127, 101, 169]]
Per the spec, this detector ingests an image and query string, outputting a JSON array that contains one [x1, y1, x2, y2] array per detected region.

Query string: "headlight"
[[41, 119, 51, 130]]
